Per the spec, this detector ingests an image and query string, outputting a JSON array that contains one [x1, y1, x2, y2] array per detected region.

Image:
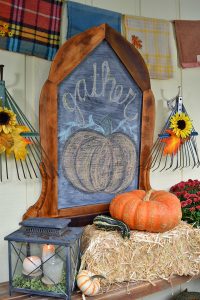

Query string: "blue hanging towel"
[[67, 1, 121, 39]]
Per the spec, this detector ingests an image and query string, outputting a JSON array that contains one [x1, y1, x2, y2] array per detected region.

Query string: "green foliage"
[[13, 271, 66, 294], [182, 209, 200, 227]]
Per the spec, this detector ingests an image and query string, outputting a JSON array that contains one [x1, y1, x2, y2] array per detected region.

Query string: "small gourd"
[[76, 270, 101, 296], [93, 215, 130, 239]]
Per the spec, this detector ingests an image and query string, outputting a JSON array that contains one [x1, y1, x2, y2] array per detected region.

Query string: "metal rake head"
[[0, 65, 56, 182], [145, 89, 200, 172]]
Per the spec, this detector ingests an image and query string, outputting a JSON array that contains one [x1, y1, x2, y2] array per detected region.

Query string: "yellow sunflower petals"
[[0, 133, 14, 154], [14, 125, 30, 133], [169, 112, 193, 138], [2, 125, 10, 134], [0, 107, 17, 133], [0, 108, 31, 160], [8, 131, 30, 160]]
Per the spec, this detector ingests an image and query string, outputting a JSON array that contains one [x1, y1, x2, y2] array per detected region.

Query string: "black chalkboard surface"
[[58, 41, 142, 209]]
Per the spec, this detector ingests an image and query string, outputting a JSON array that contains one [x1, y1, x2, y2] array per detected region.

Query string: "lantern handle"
[[165, 86, 182, 111], [177, 86, 183, 113]]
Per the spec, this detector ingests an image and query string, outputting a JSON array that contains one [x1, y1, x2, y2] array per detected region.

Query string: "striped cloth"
[[67, 1, 121, 39], [123, 15, 173, 79], [0, 0, 63, 60]]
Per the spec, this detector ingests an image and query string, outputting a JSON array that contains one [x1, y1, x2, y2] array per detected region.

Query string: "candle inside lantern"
[[42, 256, 64, 285], [22, 256, 42, 277], [42, 244, 55, 262]]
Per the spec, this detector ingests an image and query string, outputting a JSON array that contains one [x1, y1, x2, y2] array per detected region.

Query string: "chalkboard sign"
[[23, 24, 155, 221], [58, 41, 142, 209]]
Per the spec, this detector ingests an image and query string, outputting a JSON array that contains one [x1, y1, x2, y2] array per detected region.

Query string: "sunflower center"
[[177, 120, 186, 130], [0, 111, 10, 125]]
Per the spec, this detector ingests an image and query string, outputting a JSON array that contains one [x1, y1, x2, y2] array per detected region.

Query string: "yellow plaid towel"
[[123, 15, 173, 79]]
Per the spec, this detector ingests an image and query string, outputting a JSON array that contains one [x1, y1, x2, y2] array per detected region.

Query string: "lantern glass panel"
[[10, 241, 67, 297]]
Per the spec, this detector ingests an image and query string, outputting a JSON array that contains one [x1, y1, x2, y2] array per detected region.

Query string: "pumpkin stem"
[[143, 189, 154, 201], [96, 115, 112, 136], [90, 275, 106, 280]]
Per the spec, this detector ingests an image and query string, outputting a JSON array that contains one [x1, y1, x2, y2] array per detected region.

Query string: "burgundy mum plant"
[[170, 179, 200, 227]]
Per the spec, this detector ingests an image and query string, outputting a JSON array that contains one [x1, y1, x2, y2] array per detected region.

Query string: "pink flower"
[[186, 199, 192, 205], [184, 192, 192, 198], [181, 201, 188, 208], [189, 207, 196, 212], [193, 197, 200, 203], [175, 191, 184, 197], [188, 193, 197, 198], [178, 182, 185, 189], [170, 180, 200, 226]]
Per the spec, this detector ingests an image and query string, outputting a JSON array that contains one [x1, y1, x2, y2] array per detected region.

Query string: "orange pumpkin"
[[109, 189, 182, 232]]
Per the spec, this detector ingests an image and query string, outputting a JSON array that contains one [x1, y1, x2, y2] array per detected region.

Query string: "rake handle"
[[159, 132, 198, 138], [0, 65, 4, 80]]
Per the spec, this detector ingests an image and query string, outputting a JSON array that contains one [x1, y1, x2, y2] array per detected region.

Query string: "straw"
[[80, 222, 200, 287]]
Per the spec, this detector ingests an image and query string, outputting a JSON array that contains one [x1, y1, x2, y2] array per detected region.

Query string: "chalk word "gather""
[[62, 61, 139, 126]]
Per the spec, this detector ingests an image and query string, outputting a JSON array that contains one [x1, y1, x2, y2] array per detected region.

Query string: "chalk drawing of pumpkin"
[[62, 129, 137, 194]]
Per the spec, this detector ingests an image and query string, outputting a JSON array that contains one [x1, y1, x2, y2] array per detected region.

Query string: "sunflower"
[[3, 23, 9, 29], [0, 30, 5, 37], [0, 107, 17, 134], [169, 112, 192, 138], [8, 31, 14, 37]]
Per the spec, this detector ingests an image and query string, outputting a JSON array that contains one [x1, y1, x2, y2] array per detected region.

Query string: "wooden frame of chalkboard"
[[23, 24, 155, 223]]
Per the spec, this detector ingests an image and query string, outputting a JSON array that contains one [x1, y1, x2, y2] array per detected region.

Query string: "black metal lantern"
[[4, 218, 82, 299]]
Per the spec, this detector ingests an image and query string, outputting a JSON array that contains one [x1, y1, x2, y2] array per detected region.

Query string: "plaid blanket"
[[67, 1, 121, 39], [123, 15, 173, 79], [0, 0, 63, 60]]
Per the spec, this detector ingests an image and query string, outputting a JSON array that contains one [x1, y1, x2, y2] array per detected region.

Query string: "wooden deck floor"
[[0, 276, 197, 300]]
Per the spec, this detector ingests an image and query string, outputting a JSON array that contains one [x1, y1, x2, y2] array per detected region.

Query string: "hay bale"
[[80, 222, 200, 285]]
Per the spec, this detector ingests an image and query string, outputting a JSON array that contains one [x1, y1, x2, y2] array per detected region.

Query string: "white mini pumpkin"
[[76, 270, 101, 296]]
